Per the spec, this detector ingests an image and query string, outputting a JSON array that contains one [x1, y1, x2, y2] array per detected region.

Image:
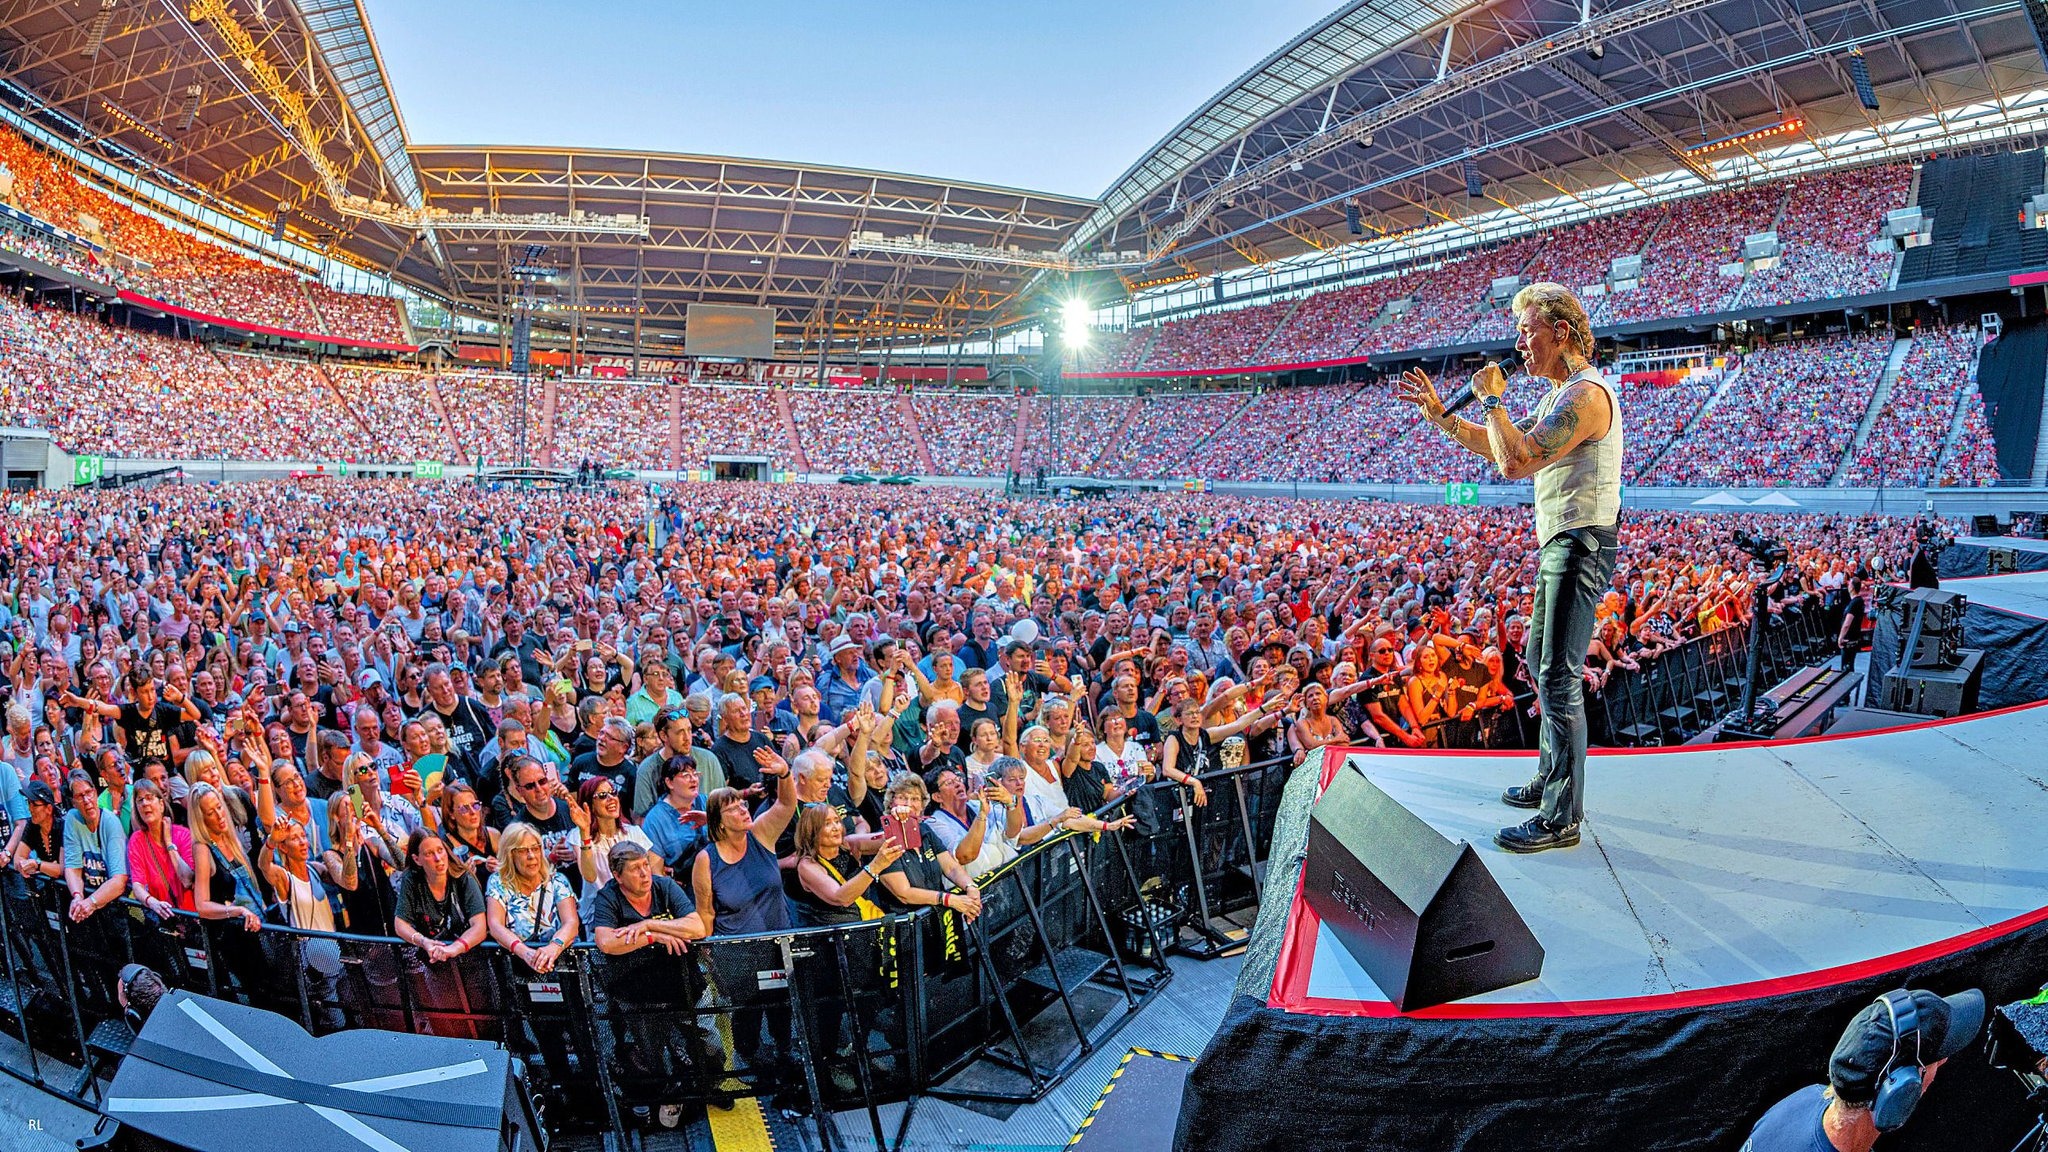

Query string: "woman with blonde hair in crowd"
[[486, 821, 579, 976]]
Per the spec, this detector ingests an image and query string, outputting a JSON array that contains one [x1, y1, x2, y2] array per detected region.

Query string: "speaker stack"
[[1881, 588, 1984, 719]]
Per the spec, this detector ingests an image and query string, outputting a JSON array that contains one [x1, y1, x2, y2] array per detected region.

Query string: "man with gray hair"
[[570, 715, 636, 795], [1398, 281, 1623, 853]]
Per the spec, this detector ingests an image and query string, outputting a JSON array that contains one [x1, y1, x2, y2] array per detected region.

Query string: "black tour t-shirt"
[[395, 869, 485, 942], [118, 701, 183, 762], [587, 874, 695, 991]]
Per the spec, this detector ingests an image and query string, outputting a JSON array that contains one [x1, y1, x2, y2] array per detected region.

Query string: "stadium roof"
[[1066, 0, 2048, 281], [0, 0, 430, 283], [0, 0, 1096, 351], [3, 0, 2045, 350], [409, 146, 1097, 352]]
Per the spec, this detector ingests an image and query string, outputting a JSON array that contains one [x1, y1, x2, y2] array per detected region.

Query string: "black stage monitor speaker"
[[1884, 649, 1984, 718], [1973, 514, 2004, 537], [1894, 587, 1967, 669], [1301, 762, 1544, 1011]]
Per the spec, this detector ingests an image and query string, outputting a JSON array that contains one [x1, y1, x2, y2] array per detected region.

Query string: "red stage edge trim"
[[1320, 697, 2048, 759], [1266, 732, 2048, 1020], [117, 290, 419, 354]]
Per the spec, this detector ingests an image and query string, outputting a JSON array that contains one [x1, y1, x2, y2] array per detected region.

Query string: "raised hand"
[[752, 745, 789, 777], [1395, 367, 1447, 423]]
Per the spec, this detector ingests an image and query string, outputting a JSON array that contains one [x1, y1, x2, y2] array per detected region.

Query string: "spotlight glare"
[[1060, 298, 1092, 346]]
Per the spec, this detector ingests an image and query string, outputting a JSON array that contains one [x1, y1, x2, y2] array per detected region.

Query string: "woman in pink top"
[[127, 779, 195, 916]]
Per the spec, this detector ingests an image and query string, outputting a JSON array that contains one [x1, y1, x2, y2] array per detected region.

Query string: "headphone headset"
[[1871, 991, 1926, 1131], [118, 963, 148, 1034]]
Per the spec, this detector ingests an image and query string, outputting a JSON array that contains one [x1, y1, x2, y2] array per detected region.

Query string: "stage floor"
[[1955, 534, 2048, 556], [1948, 568, 2048, 617], [1277, 702, 2048, 1016]]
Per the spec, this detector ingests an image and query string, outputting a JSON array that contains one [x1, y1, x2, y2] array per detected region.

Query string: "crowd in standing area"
[[0, 478, 1925, 1115]]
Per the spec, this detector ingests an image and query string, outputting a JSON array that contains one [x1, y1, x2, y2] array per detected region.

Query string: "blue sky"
[[361, 0, 1342, 197]]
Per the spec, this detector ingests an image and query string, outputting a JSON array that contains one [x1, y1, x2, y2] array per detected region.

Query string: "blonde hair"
[[188, 783, 252, 874], [1510, 281, 1594, 359], [183, 748, 223, 788], [497, 821, 551, 896]]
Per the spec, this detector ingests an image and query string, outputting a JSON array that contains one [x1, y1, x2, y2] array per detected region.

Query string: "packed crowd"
[[0, 295, 320, 460], [1615, 369, 1721, 484], [303, 283, 410, 346], [552, 381, 672, 470], [1092, 392, 1249, 479], [1741, 166, 1914, 307], [1641, 332, 1891, 487], [0, 285, 2007, 488], [915, 392, 1016, 476], [1138, 299, 1294, 372], [435, 372, 536, 467], [326, 366, 455, 465], [788, 390, 924, 475], [0, 477, 1944, 1119], [673, 385, 789, 470], [1014, 394, 1137, 475], [1600, 184, 1782, 325], [1256, 279, 1403, 364], [1841, 325, 1991, 487], [0, 122, 406, 342], [1363, 238, 1547, 355], [1090, 164, 1915, 375]]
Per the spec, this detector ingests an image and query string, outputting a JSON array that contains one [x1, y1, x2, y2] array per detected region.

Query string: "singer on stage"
[[1395, 282, 1624, 853]]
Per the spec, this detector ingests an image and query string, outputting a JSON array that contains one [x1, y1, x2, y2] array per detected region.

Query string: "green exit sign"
[[1444, 482, 1479, 506]]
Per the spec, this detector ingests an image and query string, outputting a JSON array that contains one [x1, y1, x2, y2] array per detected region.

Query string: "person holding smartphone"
[[869, 773, 982, 922]]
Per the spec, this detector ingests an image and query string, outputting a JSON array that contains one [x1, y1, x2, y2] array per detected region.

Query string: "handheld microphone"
[[1439, 357, 1520, 418]]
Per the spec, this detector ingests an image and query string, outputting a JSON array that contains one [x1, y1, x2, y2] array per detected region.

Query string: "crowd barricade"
[[1592, 602, 1830, 746], [0, 791, 1213, 1144], [3, 720, 1821, 1137]]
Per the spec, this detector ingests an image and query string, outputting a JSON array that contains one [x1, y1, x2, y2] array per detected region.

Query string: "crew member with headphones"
[[1742, 986, 1985, 1151], [116, 963, 168, 1033]]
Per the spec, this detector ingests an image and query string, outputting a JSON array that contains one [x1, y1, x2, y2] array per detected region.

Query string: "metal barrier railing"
[[1591, 597, 1830, 746], [9, 713, 1817, 1143], [0, 761, 1322, 1148]]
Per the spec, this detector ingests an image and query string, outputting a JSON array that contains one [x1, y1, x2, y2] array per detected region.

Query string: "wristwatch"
[[1478, 394, 1507, 416]]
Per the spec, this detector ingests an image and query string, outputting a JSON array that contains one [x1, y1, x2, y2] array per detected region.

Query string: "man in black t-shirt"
[[990, 640, 1070, 721], [707, 696, 772, 795], [416, 664, 493, 786], [568, 716, 635, 794], [1103, 674, 1161, 751], [488, 755, 581, 889], [62, 668, 194, 765], [956, 667, 1002, 738], [1361, 638, 1421, 748]]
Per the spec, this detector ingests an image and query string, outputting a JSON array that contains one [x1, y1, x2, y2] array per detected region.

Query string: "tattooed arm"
[[1482, 380, 1611, 482]]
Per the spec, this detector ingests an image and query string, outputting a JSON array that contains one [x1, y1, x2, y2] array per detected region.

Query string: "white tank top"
[[1532, 367, 1624, 546], [284, 867, 336, 934]]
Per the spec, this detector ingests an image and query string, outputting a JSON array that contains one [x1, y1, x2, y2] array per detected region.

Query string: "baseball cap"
[[748, 675, 777, 694], [1828, 988, 1986, 1103], [357, 669, 383, 689]]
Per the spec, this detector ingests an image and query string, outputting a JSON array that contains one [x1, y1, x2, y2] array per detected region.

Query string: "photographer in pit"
[[1741, 986, 1984, 1151], [1907, 522, 1947, 590]]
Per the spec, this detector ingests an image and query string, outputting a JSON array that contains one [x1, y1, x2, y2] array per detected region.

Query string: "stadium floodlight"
[[1060, 298, 1092, 347]]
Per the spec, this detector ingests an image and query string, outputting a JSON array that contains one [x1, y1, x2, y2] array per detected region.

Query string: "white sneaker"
[[657, 1104, 682, 1128]]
